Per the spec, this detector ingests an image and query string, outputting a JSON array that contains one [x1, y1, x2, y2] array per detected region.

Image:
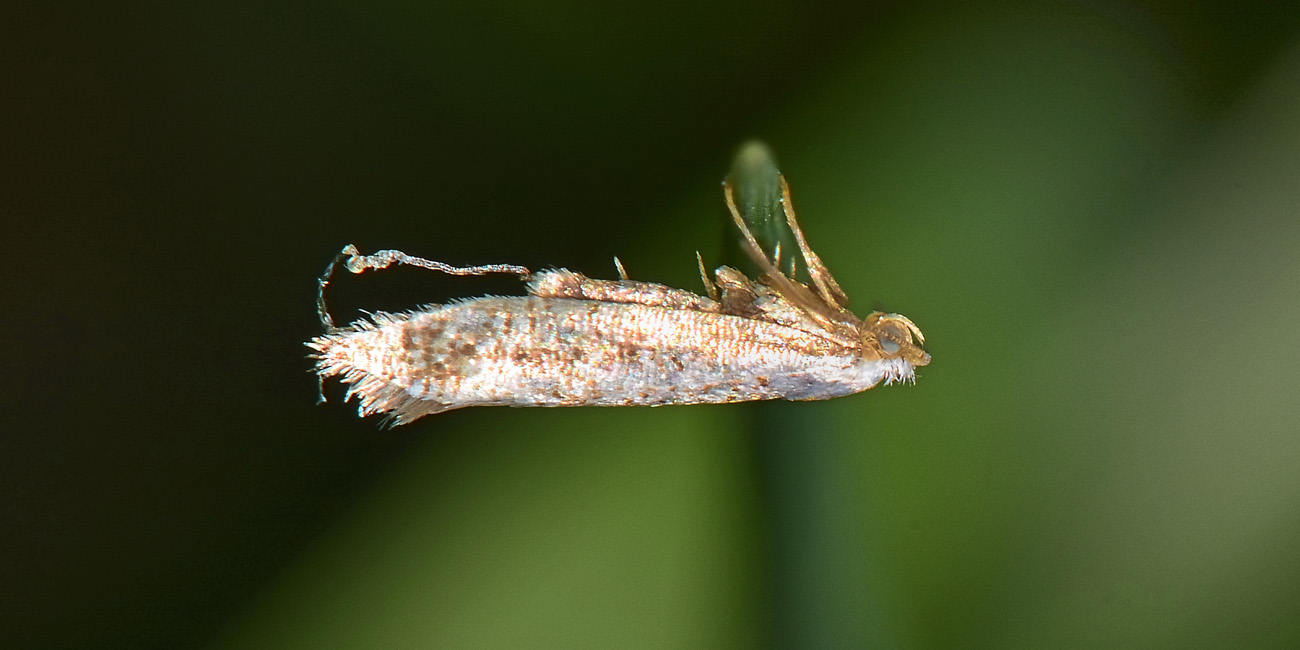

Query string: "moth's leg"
[[778, 176, 849, 308], [713, 266, 758, 315], [696, 252, 720, 301], [316, 244, 530, 330], [528, 269, 718, 311], [613, 257, 629, 281], [724, 178, 783, 278], [723, 179, 838, 327]]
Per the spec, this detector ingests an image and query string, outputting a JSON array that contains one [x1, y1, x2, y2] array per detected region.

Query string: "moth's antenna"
[[317, 244, 531, 330], [316, 247, 353, 330], [341, 245, 531, 278], [312, 247, 358, 403]]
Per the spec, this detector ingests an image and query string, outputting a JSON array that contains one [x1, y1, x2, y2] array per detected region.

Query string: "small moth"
[[308, 150, 929, 425]]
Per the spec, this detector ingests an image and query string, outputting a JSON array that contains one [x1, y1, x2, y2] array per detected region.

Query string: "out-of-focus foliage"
[[6, 2, 1299, 649]]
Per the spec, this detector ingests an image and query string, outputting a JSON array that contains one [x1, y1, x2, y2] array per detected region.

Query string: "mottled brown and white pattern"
[[308, 156, 929, 425]]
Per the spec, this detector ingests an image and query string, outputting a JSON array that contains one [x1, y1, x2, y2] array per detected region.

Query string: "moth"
[[308, 155, 929, 425]]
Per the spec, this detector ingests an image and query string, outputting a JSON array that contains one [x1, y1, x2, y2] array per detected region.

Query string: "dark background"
[[5, 2, 1300, 648]]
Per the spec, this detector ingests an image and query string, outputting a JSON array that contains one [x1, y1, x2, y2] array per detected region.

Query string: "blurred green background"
[[5, 1, 1300, 648]]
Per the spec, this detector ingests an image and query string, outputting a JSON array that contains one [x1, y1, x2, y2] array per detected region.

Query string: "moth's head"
[[860, 312, 930, 367]]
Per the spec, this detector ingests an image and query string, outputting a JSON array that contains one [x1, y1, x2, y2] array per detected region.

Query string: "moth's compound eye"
[[879, 338, 900, 355]]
